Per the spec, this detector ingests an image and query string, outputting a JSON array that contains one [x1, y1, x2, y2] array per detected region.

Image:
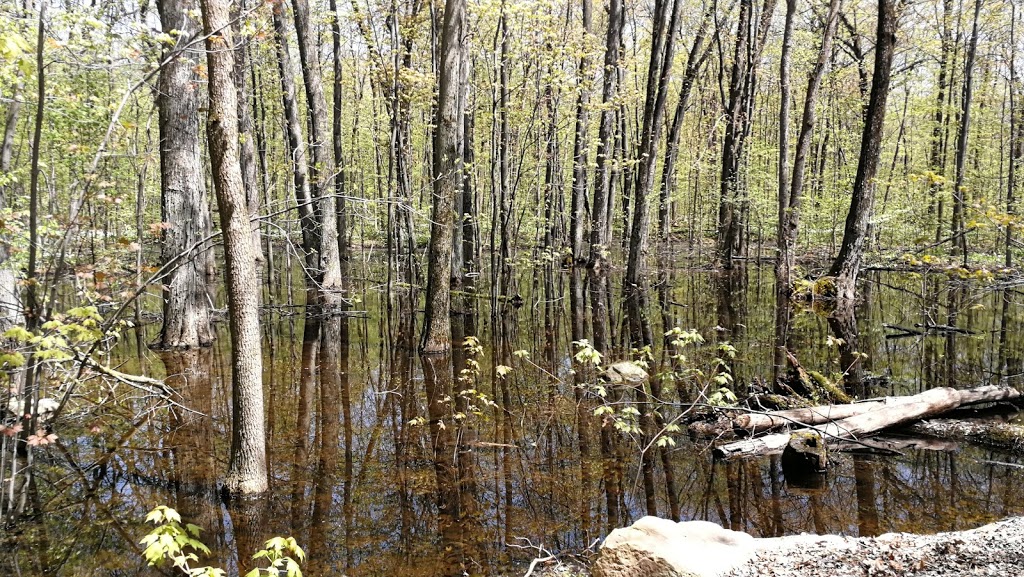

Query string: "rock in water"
[[602, 361, 649, 386], [593, 517, 756, 577]]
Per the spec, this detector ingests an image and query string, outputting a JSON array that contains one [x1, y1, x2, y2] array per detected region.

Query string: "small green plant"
[[140, 506, 306, 577], [572, 339, 603, 367]]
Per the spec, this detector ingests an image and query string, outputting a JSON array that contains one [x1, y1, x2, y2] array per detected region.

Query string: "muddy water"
[[3, 265, 1023, 576]]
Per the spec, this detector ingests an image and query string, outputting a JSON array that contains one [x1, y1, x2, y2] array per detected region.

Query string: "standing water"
[[2, 264, 1022, 576]]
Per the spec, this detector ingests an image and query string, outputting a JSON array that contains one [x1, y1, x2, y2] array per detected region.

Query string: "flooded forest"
[[1, 0, 1023, 575]]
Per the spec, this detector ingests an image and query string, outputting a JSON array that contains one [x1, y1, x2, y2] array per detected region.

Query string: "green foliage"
[[140, 506, 219, 576], [140, 506, 305, 577], [572, 339, 603, 367]]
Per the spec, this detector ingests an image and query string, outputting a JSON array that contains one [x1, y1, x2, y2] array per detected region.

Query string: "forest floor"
[[530, 516, 1024, 577]]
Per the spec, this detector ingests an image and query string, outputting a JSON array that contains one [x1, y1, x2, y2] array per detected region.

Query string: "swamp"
[[1, 0, 1024, 575]]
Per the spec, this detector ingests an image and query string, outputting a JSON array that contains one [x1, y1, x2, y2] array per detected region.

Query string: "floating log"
[[902, 418, 1024, 455], [734, 385, 1022, 435], [716, 387, 971, 459]]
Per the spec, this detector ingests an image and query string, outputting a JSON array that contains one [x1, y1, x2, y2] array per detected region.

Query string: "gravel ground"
[[726, 516, 1024, 577], [530, 516, 1024, 577]]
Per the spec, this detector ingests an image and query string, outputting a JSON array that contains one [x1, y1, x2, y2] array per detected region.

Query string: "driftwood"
[[715, 386, 1021, 460], [902, 418, 1024, 455], [734, 385, 1022, 435]]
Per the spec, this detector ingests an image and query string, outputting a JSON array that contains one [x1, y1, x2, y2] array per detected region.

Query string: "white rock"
[[593, 517, 756, 577], [602, 361, 649, 385]]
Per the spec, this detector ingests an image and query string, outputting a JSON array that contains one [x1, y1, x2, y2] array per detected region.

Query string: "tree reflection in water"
[[3, 266, 1023, 576]]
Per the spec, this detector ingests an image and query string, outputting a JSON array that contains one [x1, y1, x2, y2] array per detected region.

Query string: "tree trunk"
[[778, 0, 841, 288], [929, 0, 954, 240], [718, 0, 779, 267], [292, 0, 343, 302], [199, 0, 268, 495], [0, 77, 22, 332], [1008, 3, 1019, 267], [271, 2, 317, 276], [951, 0, 982, 262], [659, 8, 711, 240], [421, 0, 465, 354], [588, 0, 622, 269], [625, 0, 682, 284], [231, 0, 263, 265], [828, 0, 898, 301], [569, 0, 592, 263], [329, 0, 348, 261], [156, 0, 215, 349], [777, 0, 795, 281]]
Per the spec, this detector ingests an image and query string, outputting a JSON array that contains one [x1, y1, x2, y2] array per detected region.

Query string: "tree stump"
[[781, 430, 828, 477]]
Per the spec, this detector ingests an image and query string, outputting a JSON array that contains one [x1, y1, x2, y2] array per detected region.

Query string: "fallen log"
[[734, 385, 1022, 435], [716, 387, 965, 459], [902, 418, 1024, 455]]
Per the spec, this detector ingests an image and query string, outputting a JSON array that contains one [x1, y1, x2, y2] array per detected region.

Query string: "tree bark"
[[270, 1, 317, 276], [569, 0, 593, 263], [717, 0, 777, 267], [231, 0, 263, 265], [777, 0, 796, 258], [929, 0, 954, 240], [329, 0, 348, 261], [659, 8, 711, 240], [156, 0, 215, 349], [422, 0, 465, 354], [0, 77, 22, 332], [588, 0, 623, 269], [828, 0, 898, 301], [291, 0, 343, 303], [198, 0, 268, 495], [951, 0, 982, 261], [625, 0, 682, 285], [1008, 3, 1019, 267], [778, 0, 842, 288]]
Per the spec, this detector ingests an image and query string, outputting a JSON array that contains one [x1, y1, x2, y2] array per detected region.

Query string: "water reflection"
[[3, 265, 1023, 576]]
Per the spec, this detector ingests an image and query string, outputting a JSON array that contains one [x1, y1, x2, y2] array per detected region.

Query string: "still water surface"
[[4, 265, 1023, 576]]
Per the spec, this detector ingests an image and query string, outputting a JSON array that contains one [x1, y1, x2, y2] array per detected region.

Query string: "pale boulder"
[[602, 361, 649, 386], [593, 517, 756, 577]]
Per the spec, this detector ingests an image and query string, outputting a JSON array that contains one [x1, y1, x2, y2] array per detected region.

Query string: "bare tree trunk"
[[658, 8, 711, 240], [156, 0, 215, 349], [625, 0, 682, 284], [199, 0, 268, 495], [951, 0, 982, 262], [329, 0, 348, 261], [0, 78, 22, 332], [232, 0, 263, 265], [828, 0, 898, 301], [778, 0, 841, 288], [1009, 4, 1020, 267], [717, 0, 749, 268], [569, 0, 593, 263], [777, 0, 795, 275], [929, 0, 954, 240], [292, 0, 343, 303], [588, 0, 623, 269], [422, 0, 465, 354], [270, 2, 317, 276], [462, 89, 478, 272]]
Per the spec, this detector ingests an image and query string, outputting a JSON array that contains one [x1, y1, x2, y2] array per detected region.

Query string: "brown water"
[[3, 264, 1023, 576]]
